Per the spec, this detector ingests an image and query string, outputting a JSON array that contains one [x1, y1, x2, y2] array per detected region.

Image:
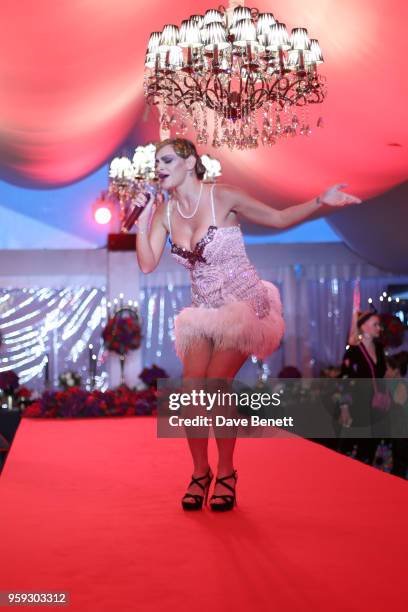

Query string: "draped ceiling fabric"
[[329, 181, 408, 274], [0, 1, 407, 266]]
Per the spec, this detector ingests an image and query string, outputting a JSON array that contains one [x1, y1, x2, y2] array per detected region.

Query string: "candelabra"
[[108, 144, 158, 232], [107, 145, 222, 231]]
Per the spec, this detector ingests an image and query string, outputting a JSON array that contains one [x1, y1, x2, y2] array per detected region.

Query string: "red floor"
[[0, 416, 407, 612]]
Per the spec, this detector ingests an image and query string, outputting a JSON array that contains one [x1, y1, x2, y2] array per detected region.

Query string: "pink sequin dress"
[[167, 184, 285, 359]]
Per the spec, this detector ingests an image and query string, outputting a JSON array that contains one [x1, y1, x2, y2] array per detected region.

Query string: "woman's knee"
[[182, 338, 213, 379]]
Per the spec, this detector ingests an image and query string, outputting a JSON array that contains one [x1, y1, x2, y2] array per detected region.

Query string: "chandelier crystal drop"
[[143, 3, 327, 150]]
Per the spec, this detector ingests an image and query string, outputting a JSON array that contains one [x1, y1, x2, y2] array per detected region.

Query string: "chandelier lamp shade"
[[143, 3, 326, 150]]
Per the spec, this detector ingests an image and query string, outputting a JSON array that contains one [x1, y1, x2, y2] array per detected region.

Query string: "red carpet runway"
[[0, 417, 407, 611]]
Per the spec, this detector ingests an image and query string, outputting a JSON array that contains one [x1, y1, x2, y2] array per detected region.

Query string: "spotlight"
[[95, 207, 112, 225], [92, 192, 115, 226]]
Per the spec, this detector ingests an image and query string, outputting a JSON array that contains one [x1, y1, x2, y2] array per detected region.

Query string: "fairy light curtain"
[[0, 288, 107, 389], [0, 249, 407, 388]]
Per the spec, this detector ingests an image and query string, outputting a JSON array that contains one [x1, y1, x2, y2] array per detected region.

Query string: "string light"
[[0, 288, 106, 387], [367, 294, 402, 304]]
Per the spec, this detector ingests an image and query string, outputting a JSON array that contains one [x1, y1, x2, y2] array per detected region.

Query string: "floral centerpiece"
[[139, 364, 168, 388], [22, 363, 168, 419], [102, 307, 142, 355], [23, 386, 157, 418], [102, 306, 142, 384]]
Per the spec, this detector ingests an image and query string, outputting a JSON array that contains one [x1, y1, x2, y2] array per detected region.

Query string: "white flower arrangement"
[[200, 154, 222, 182], [58, 371, 82, 390]]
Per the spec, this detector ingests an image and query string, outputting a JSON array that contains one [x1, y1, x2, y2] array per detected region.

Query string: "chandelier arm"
[[278, 77, 317, 107], [182, 73, 205, 102], [307, 91, 326, 104], [152, 73, 205, 112], [251, 86, 269, 110], [266, 76, 290, 107], [190, 75, 226, 113], [211, 76, 225, 109], [151, 76, 197, 110]]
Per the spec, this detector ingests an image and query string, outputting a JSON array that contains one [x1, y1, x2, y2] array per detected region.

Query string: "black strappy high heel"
[[181, 468, 213, 511], [209, 470, 238, 512]]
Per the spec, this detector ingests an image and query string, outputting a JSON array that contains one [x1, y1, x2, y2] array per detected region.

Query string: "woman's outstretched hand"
[[320, 184, 362, 207]]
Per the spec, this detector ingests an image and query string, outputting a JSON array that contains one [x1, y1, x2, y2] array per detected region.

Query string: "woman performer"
[[135, 138, 361, 511]]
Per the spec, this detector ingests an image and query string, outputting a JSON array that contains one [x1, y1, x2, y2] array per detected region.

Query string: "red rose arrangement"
[[102, 307, 142, 355], [23, 385, 158, 419]]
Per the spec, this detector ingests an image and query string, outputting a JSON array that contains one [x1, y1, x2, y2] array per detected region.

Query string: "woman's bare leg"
[[206, 347, 248, 504], [181, 337, 213, 501]]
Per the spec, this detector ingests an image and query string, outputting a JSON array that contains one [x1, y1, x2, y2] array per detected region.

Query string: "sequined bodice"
[[169, 225, 217, 266], [169, 224, 270, 317]]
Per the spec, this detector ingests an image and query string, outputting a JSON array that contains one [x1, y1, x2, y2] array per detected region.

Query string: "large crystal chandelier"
[[144, 3, 326, 150]]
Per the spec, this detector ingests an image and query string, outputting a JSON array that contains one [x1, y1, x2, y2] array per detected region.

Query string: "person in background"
[[386, 351, 408, 479], [337, 310, 387, 464]]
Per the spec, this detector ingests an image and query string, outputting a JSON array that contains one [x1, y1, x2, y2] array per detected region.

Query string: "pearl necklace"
[[175, 183, 203, 219]]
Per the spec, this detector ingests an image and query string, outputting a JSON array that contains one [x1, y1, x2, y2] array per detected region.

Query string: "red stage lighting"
[[92, 193, 115, 227], [94, 205, 112, 225]]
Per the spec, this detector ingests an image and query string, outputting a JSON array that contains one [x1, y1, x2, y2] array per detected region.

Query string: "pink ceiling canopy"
[[0, 0, 406, 207]]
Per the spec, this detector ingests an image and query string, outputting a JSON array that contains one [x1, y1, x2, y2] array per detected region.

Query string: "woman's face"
[[155, 144, 194, 190], [360, 315, 381, 339]]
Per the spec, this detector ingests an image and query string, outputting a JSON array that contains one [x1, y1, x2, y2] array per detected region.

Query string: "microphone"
[[122, 184, 157, 233]]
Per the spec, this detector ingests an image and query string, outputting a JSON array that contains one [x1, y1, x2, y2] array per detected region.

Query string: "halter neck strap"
[[167, 197, 173, 240], [210, 184, 217, 226]]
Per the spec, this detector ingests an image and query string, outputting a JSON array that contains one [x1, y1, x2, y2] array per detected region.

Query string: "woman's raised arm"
[[225, 183, 361, 229]]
